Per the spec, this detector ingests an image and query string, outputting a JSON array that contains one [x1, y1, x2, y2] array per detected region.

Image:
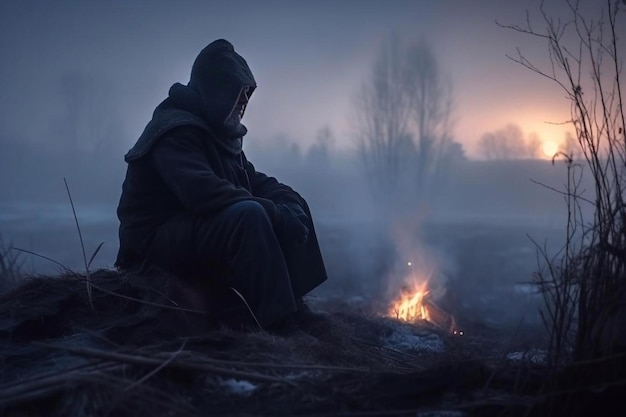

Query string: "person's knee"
[[225, 200, 273, 231], [192, 200, 279, 266]]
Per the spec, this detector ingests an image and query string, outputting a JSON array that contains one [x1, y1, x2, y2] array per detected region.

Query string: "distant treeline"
[[0, 134, 588, 224]]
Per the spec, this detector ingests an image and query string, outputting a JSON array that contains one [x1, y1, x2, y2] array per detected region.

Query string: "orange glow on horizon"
[[541, 140, 559, 158]]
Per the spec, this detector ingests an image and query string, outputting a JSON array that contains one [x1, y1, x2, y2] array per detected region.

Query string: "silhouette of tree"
[[502, 0, 626, 365], [306, 125, 335, 168], [355, 35, 454, 212]]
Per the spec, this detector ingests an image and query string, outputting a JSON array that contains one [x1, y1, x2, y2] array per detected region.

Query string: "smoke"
[[385, 214, 454, 304]]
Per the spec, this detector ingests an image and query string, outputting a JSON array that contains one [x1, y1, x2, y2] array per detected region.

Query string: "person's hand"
[[276, 202, 309, 245]]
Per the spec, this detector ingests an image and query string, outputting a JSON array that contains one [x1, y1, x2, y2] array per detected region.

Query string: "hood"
[[188, 39, 256, 138]]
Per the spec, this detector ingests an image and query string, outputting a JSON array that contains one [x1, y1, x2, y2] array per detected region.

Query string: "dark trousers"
[[145, 200, 327, 327]]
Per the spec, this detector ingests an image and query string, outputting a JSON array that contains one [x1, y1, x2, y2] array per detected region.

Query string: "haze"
[[1, 0, 590, 153], [1, 0, 616, 327]]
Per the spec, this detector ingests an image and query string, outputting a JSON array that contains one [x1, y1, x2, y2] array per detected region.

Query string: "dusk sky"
[[0, 0, 617, 157]]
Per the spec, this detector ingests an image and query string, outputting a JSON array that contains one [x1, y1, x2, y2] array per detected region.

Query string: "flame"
[[388, 281, 430, 322]]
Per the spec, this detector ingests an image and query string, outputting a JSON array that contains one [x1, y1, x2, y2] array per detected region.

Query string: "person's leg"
[[279, 199, 329, 298], [193, 200, 297, 327], [146, 201, 297, 328]]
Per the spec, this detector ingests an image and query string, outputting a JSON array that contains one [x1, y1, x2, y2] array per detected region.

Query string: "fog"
[[0, 134, 585, 329], [1, 0, 611, 331]]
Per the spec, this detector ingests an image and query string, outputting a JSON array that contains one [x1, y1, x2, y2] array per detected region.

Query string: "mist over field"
[[0, 135, 582, 329], [1, 0, 613, 332]]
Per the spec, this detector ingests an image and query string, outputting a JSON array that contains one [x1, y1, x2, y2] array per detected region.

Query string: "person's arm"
[[244, 158, 303, 205], [150, 127, 254, 216], [242, 156, 311, 244]]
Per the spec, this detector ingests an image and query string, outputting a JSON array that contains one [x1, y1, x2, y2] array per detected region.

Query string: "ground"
[[5, 269, 616, 417], [2, 220, 622, 416]]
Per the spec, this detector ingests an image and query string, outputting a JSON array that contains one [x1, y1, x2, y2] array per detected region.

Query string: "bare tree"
[[405, 39, 455, 196], [53, 71, 128, 201], [502, 0, 626, 363], [527, 132, 544, 158], [306, 125, 335, 168], [59, 71, 116, 154], [355, 35, 454, 212]]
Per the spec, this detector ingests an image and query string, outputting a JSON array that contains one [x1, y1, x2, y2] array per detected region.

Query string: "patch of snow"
[[220, 378, 257, 395], [346, 295, 367, 304], [513, 283, 540, 295], [285, 371, 317, 380], [506, 349, 547, 364], [383, 325, 445, 353]]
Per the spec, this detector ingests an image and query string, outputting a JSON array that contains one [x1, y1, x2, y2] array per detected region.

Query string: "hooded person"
[[115, 39, 328, 329]]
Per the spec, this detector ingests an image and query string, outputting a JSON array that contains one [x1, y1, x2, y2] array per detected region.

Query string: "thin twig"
[[68, 277, 208, 315], [161, 353, 374, 374], [35, 342, 295, 386], [11, 247, 71, 272], [124, 341, 186, 392], [64, 177, 94, 310], [529, 179, 594, 206], [87, 242, 104, 270], [0, 362, 124, 402], [229, 287, 263, 330]]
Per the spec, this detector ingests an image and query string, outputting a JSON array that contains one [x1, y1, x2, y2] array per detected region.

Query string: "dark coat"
[[116, 124, 305, 268], [115, 40, 309, 270]]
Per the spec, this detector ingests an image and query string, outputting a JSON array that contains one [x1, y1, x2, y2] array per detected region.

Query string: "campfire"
[[388, 279, 430, 322], [386, 261, 458, 334]]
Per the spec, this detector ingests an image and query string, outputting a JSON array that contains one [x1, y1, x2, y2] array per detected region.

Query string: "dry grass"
[[0, 269, 572, 417], [0, 236, 23, 294], [0, 268, 622, 416]]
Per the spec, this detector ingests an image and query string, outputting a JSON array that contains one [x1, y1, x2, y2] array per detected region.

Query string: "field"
[[1, 207, 565, 333], [4, 211, 624, 416]]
